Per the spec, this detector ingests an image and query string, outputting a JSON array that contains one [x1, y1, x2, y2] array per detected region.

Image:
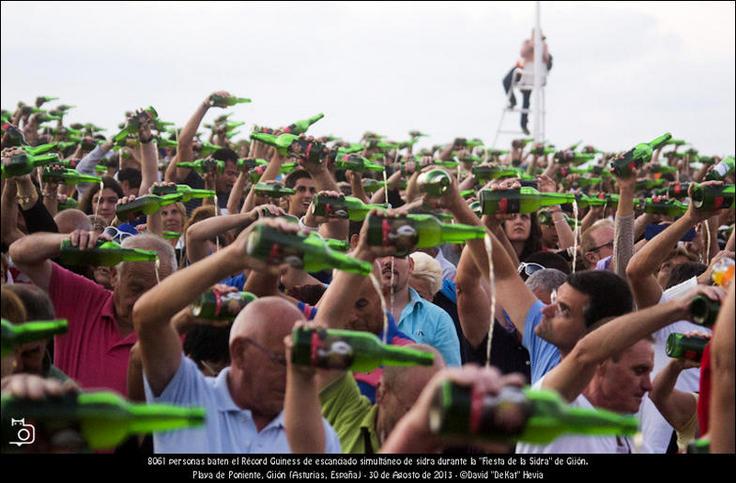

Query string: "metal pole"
[[533, 1, 543, 144]]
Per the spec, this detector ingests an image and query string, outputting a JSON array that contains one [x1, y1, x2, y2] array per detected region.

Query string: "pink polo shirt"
[[48, 263, 137, 396]]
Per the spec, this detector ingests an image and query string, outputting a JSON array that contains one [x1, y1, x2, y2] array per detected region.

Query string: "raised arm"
[[626, 182, 726, 309], [9, 229, 101, 292], [284, 323, 325, 453], [612, 168, 637, 278], [133, 218, 292, 395], [709, 281, 735, 453], [542, 285, 725, 403], [538, 175, 575, 250], [136, 112, 159, 197]]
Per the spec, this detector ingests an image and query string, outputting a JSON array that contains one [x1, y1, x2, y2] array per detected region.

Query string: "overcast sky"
[[2, 1, 734, 155]]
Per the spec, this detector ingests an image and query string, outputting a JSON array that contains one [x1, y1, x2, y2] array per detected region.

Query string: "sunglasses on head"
[[517, 262, 545, 278], [103, 226, 134, 243]]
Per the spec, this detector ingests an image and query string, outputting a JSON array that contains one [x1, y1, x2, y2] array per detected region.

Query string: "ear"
[[407, 255, 415, 274], [583, 252, 597, 267], [349, 234, 360, 251], [109, 266, 120, 289], [230, 338, 246, 369], [375, 380, 386, 405]]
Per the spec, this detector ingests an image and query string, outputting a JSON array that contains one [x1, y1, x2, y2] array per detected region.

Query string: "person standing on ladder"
[[502, 30, 552, 135]]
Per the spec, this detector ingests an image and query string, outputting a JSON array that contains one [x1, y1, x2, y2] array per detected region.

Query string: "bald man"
[[53, 209, 92, 234], [133, 218, 341, 453]]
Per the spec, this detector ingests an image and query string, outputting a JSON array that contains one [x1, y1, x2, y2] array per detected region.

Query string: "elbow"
[[132, 295, 153, 335], [625, 258, 644, 281], [8, 237, 32, 266]]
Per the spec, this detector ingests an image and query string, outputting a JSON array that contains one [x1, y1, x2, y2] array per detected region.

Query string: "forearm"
[[709, 284, 735, 453], [628, 212, 698, 279], [310, 169, 339, 193], [1, 181, 24, 247], [579, 208, 600, 234], [188, 212, 255, 244], [456, 248, 492, 347], [350, 173, 368, 203], [285, 373, 325, 453], [243, 270, 280, 298], [138, 140, 159, 196], [613, 212, 635, 278], [227, 173, 249, 215], [134, 245, 241, 329], [633, 213, 653, 242], [552, 208, 575, 250], [179, 102, 209, 159], [8, 231, 65, 266], [147, 212, 162, 236]]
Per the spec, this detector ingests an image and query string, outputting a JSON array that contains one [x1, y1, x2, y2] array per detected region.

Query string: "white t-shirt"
[[639, 276, 710, 453], [516, 376, 635, 454]]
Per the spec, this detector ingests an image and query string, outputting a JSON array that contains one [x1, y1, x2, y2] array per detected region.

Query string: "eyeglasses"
[[588, 240, 614, 253], [241, 337, 287, 366], [517, 262, 546, 278], [103, 226, 134, 243]]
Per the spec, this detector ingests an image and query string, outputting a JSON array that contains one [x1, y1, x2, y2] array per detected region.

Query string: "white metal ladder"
[[492, 65, 547, 148]]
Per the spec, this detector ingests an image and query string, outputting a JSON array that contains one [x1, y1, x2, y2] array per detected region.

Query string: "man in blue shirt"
[[134, 218, 341, 453], [376, 255, 461, 367]]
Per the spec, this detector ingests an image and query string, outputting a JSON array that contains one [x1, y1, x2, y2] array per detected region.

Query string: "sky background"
[[2, 1, 734, 155]]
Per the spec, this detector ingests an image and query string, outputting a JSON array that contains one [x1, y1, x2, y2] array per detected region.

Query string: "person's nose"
[[541, 303, 556, 318], [641, 375, 653, 393]]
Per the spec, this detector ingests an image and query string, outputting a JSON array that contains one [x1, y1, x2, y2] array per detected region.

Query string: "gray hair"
[[525, 268, 567, 294], [116, 233, 177, 275]]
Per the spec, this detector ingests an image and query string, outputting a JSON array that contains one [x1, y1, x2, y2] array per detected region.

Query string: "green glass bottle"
[[112, 106, 159, 145], [689, 295, 720, 327], [417, 168, 453, 197], [23, 142, 59, 156], [2, 124, 29, 147], [366, 213, 486, 257], [162, 231, 182, 240], [281, 113, 325, 135], [665, 333, 709, 363], [705, 156, 734, 181], [209, 94, 251, 106], [310, 194, 385, 221], [41, 167, 101, 185], [610, 133, 672, 177], [250, 132, 299, 153], [197, 141, 222, 157], [531, 145, 556, 156], [512, 138, 534, 149], [191, 289, 257, 321], [687, 438, 710, 454], [325, 238, 350, 252], [237, 158, 268, 170], [485, 148, 509, 157], [2, 318, 68, 356], [361, 178, 384, 193], [635, 179, 666, 191], [335, 154, 384, 172], [58, 197, 79, 211], [1, 152, 60, 179], [554, 150, 595, 165], [480, 187, 577, 215], [429, 382, 638, 445], [570, 177, 603, 188], [648, 164, 678, 175], [245, 224, 372, 275], [156, 137, 178, 149], [472, 165, 521, 182], [34, 112, 63, 124], [151, 184, 215, 202], [640, 198, 688, 217], [654, 182, 691, 199], [690, 184, 735, 211], [254, 182, 296, 199], [59, 239, 158, 266], [1, 391, 205, 451], [177, 158, 225, 174], [574, 194, 609, 208], [290, 326, 434, 372], [35, 96, 59, 107], [664, 138, 687, 147], [115, 194, 184, 221]]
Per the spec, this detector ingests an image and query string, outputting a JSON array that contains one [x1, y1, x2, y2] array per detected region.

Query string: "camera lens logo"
[[10, 418, 36, 447]]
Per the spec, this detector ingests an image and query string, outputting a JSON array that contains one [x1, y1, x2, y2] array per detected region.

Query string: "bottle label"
[[310, 330, 355, 370], [380, 219, 418, 255], [684, 350, 700, 362], [315, 198, 348, 219], [265, 243, 305, 270], [496, 197, 520, 214], [214, 292, 249, 318], [469, 387, 530, 437]]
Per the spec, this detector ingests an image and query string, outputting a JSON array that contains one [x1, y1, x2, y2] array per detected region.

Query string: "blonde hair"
[[581, 219, 614, 254], [409, 251, 443, 296]]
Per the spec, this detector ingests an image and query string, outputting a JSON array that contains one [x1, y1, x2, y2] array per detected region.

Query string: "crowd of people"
[[1, 91, 734, 455]]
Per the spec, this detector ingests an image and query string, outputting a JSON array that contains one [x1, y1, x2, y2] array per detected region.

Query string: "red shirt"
[[49, 263, 137, 396], [697, 342, 712, 434]]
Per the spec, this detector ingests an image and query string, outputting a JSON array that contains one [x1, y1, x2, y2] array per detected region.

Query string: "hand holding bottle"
[[686, 180, 727, 222], [246, 203, 288, 224], [67, 228, 111, 252], [230, 217, 302, 274], [1, 373, 78, 403], [206, 90, 233, 108], [381, 365, 526, 454]]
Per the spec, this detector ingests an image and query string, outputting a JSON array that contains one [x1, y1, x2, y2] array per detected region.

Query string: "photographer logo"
[[10, 418, 35, 447]]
